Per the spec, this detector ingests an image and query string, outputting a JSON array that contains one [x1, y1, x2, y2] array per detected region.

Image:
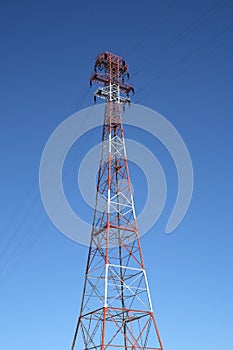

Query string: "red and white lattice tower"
[[71, 52, 164, 350]]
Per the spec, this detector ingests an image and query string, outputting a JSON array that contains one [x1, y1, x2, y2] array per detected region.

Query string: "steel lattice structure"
[[71, 52, 164, 350]]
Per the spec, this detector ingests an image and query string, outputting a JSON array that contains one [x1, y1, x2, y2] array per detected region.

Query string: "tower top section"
[[90, 51, 134, 103]]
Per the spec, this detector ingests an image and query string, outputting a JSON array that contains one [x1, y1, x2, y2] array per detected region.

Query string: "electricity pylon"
[[71, 51, 164, 349]]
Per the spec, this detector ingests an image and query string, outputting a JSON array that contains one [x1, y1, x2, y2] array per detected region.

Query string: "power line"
[[130, 0, 231, 89], [134, 22, 233, 103]]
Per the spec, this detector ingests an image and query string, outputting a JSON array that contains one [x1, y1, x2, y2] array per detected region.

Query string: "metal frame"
[[71, 52, 164, 349]]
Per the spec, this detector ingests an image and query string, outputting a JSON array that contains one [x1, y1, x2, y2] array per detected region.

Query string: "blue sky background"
[[0, 0, 233, 349]]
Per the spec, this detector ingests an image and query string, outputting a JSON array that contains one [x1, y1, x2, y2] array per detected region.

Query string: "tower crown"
[[90, 51, 134, 103]]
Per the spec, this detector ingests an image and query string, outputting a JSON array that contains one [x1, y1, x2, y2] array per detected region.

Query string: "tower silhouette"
[[71, 52, 164, 349]]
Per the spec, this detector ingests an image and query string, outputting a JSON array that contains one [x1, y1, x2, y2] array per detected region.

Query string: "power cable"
[[134, 22, 233, 104]]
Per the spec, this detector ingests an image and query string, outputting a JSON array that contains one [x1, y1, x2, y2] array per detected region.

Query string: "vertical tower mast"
[[71, 52, 164, 349]]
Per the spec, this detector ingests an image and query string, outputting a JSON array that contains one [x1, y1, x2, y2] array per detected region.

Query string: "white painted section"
[[143, 269, 153, 312], [108, 132, 111, 214], [131, 194, 137, 219], [117, 84, 120, 103], [104, 263, 109, 307], [109, 82, 112, 101], [109, 263, 143, 272], [107, 189, 111, 214]]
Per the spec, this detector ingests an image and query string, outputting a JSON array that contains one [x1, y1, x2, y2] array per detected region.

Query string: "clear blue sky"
[[0, 0, 232, 349]]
